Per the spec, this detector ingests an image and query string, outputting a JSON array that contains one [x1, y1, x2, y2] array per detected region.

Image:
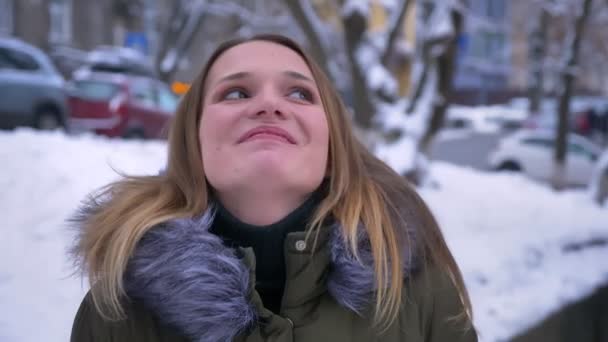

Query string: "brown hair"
[[72, 34, 472, 329]]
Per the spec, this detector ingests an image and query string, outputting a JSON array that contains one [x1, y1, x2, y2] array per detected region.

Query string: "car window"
[[568, 142, 597, 160], [73, 81, 119, 101], [157, 86, 178, 112], [0, 47, 40, 71], [130, 80, 156, 107], [445, 118, 471, 129], [522, 137, 553, 149], [0, 50, 13, 69]]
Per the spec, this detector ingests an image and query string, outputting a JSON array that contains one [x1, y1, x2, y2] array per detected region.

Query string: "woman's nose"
[[252, 91, 286, 119]]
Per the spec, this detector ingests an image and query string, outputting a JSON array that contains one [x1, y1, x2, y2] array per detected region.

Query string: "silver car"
[[488, 130, 601, 187], [0, 37, 68, 130]]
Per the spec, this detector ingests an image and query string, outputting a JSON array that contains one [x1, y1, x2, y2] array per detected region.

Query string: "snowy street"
[[1, 129, 606, 342]]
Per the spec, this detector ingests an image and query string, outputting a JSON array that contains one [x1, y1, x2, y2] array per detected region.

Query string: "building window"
[[49, 0, 72, 44], [0, 0, 13, 35], [487, 0, 505, 19]]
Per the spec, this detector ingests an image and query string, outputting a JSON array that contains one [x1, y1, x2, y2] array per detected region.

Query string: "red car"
[[68, 73, 178, 139]]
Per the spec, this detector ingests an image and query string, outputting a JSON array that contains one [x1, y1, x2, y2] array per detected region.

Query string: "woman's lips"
[[237, 126, 296, 144]]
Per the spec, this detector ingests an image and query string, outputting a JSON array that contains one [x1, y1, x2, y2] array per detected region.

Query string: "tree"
[[417, 2, 464, 157], [112, 0, 144, 31], [285, 0, 464, 183], [552, 0, 594, 190], [528, 6, 550, 117], [590, 150, 608, 205], [155, 0, 290, 81]]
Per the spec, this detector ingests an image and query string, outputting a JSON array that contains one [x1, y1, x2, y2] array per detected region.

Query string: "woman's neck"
[[215, 190, 310, 226]]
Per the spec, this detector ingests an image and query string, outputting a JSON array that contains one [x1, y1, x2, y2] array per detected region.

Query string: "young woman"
[[70, 34, 477, 342]]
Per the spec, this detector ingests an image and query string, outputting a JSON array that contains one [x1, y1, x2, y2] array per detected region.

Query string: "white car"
[[488, 130, 602, 186]]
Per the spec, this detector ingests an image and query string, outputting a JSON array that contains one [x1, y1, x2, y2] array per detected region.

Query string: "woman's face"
[[199, 41, 329, 199]]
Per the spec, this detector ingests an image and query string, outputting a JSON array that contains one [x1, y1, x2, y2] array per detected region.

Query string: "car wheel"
[[124, 128, 146, 140], [497, 161, 522, 172], [35, 110, 62, 131]]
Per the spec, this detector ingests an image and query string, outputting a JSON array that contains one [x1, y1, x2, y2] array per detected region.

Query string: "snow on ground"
[[0, 129, 607, 342], [422, 163, 608, 341], [0, 129, 166, 342]]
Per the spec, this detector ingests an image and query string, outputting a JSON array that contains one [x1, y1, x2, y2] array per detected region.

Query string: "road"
[[430, 130, 506, 171]]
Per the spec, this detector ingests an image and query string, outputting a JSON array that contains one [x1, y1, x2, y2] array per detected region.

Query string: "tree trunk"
[[418, 7, 463, 157], [405, 1, 444, 115], [552, 0, 593, 190], [528, 7, 550, 117], [595, 167, 608, 205], [342, 9, 376, 130]]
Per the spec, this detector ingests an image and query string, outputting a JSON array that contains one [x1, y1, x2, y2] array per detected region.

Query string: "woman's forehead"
[[205, 41, 314, 86]]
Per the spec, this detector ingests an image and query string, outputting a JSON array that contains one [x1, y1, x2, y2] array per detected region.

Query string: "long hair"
[[72, 34, 472, 329]]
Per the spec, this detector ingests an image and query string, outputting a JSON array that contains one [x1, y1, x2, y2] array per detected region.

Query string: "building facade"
[[509, 0, 608, 97], [452, 0, 512, 105], [1, 0, 157, 56]]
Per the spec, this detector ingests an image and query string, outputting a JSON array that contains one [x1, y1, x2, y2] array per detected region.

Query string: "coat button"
[[295, 240, 307, 251], [284, 316, 294, 328]]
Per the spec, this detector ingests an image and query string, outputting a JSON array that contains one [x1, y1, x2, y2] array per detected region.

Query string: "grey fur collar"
[[123, 207, 416, 342]]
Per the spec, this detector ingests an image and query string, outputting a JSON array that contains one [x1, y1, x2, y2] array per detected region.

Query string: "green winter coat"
[[71, 212, 477, 342]]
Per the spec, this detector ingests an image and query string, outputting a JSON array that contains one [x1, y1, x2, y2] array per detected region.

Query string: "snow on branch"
[[424, 0, 455, 43], [160, 0, 293, 74], [355, 38, 399, 96], [298, 0, 333, 52], [385, 0, 410, 45], [160, 49, 178, 74], [204, 2, 290, 28], [341, 0, 370, 18], [160, 0, 207, 74], [542, 0, 569, 17]]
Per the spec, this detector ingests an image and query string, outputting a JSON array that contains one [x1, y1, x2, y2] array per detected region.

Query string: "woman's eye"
[[288, 88, 313, 102], [223, 89, 248, 100]]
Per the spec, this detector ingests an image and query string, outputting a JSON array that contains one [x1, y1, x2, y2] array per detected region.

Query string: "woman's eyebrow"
[[216, 71, 251, 85], [283, 70, 314, 83], [214, 70, 313, 87]]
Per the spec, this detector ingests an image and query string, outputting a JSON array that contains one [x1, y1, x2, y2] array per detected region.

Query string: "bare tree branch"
[[418, 6, 464, 156], [156, 0, 185, 79], [341, 3, 376, 129], [157, 0, 291, 81], [283, 0, 332, 76], [158, 1, 207, 80], [204, 2, 290, 28], [406, 54, 431, 114], [406, 1, 454, 114], [381, 0, 413, 67]]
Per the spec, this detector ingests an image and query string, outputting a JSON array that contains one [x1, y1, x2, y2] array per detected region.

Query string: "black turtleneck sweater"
[[209, 191, 323, 314]]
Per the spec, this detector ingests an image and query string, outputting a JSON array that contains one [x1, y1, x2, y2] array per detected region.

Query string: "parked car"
[[72, 46, 156, 79], [445, 105, 527, 133], [0, 37, 68, 130], [67, 72, 178, 139], [488, 130, 601, 186], [509, 96, 608, 136]]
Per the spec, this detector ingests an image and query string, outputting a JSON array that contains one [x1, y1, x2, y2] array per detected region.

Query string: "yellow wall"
[[369, 1, 387, 32], [370, 0, 416, 96]]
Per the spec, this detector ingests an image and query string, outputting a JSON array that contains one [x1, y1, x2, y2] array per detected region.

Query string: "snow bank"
[[0, 129, 166, 342], [422, 163, 608, 341]]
